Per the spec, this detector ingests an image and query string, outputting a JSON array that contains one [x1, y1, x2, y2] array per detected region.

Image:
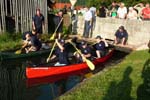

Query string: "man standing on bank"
[[83, 7, 92, 38], [32, 8, 45, 35]]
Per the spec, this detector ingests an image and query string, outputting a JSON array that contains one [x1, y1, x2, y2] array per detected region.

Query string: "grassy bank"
[[0, 33, 22, 51], [59, 50, 150, 100], [0, 33, 52, 51]]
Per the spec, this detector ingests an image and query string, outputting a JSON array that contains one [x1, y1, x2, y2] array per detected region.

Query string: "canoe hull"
[[26, 50, 114, 87], [0, 49, 50, 60]]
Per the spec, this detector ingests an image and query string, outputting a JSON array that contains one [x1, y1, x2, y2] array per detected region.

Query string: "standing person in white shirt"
[[83, 8, 92, 38], [127, 7, 138, 20], [117, 2, 127, 19], [90, 5, 97, 38]]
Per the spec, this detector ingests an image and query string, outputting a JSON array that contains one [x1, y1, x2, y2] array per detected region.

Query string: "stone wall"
[[77, 16, 150, 46]]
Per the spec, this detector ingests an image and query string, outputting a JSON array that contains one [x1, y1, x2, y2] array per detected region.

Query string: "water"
[[0, 50, 128, 100]]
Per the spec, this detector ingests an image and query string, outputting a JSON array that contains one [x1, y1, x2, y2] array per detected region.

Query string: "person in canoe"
[[74, 40, 92, 63], [114, 26, 128, 45], [22, 33, 42, 53], [22, 29, 37, 42], [94, 36, 108, 58], [50, 39, 69, 66]]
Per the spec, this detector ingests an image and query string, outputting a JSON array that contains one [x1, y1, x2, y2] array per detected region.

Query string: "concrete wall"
[[77, 16, 150, 46]]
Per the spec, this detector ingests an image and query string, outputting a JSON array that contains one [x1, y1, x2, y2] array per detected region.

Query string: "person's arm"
[[121, 37, 125, 45], [32, 16, 36, 30], [84, 53, 91, 58], [42, 15, 45, 33], [103, 39, 108, 47], [50, 55, 56, 61], [96, 50, 101, 58], [56, 39, 64, 51]]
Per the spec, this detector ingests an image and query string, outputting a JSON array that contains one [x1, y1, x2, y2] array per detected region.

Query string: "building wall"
[[0, 0, 48, 34], [77, 16, 150, 46]]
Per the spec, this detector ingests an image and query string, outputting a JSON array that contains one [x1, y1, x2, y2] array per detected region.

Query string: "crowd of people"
[[79, 2, 150, 20]]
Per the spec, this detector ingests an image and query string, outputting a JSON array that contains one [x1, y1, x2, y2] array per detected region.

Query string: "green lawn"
[[59, 50, 150, 100]]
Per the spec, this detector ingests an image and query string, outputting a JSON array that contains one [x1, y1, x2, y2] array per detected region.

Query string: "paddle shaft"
[[69, 42, 87, 61], [46, 42, 56, 62], [50, 18, 63, 39]]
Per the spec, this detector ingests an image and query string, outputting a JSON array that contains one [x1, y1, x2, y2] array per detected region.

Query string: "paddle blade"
[[50, 34, 55, 40], [15, 50, 22, 54], [85, 59, 95, 70]]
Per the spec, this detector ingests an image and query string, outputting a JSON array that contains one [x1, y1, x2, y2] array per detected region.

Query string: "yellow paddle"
[[15, 42, 28, 54], [69, 41, 95, 70], [15, 49, 22, 54], [46, 42, 57, 63], [50, 18, 63, 40]]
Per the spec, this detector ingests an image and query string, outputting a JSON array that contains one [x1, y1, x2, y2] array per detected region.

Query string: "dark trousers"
[[83, 21, 90, 38]]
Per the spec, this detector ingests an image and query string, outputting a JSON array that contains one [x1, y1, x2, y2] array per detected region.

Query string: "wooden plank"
[[1, 0, 6, 33]]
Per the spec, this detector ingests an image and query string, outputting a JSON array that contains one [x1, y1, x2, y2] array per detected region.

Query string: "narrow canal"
[[0, 50, 128, 100]]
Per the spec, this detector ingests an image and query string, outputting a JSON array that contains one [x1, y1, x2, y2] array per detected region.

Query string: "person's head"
[[119, 26, 125, 32], [81, 41, 87, 48], [120, 2, 125, 8], [145, 3, 150, 8], [58, 10, 63, 17], [112, 1, 117, 6], [129, 7, 133, 12], [96, 36, 102, 42], [25, 33, 31, 40], [59, 39, 65, 45], [36, 8, 41, 16], [72, 37, 78, 43]]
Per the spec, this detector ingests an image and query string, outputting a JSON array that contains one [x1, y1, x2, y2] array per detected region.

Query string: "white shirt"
[[117, 7, 127, 19], [90, 7, 96, 13], [84, 10, 92, 21]]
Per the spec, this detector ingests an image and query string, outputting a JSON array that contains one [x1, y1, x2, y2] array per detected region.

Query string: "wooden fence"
[[0, 0, 48, 34]]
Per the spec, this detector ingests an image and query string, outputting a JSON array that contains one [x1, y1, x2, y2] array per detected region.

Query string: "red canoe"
[[26, 50, 114, 87]]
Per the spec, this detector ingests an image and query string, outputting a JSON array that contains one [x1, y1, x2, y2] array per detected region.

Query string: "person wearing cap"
[[74, 41, 92, 63], [114, 26, 128, 45], [94, 36, 108, 58], [32, 9, 45, 35], [23, 32, 42, 53], [50, 39, 69, 66], [22, 29, 37, 41], [21, 30, 37, 53]]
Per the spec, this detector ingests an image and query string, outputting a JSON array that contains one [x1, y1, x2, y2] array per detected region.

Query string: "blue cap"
[[59, 39, 65, 44], [81, 41, 87, 45]]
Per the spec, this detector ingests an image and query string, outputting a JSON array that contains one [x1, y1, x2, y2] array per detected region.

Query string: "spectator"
[[109, 1, 119, 18], [62, 5, 68, 14], [117, 2, 127, 19], [54, 10, 63, 39], [99, 6, 107, 17], [134, 3, 145, 20], [90, 5, 97, 37], [114, 26, 128, 45], [83, 8, 92, 38], [32, 9, 45, 35], [142, 3, 150, 20], [71, 9, 78, 34], [127, 7, 138, 20]]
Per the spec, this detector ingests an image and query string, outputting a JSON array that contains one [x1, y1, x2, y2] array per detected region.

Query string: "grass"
[[0, 33, 54, 51], [0, 33, 22, 51], [59, 50, 150, 100]]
